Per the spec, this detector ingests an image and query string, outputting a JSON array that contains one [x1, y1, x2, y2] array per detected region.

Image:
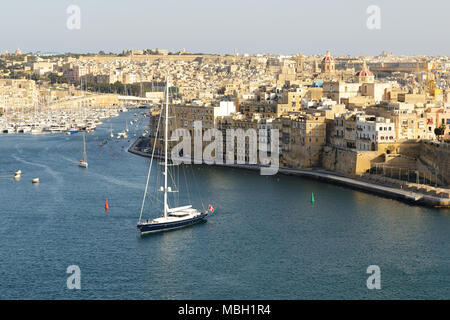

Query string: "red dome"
[[357, 70, 373, 77], [322, 50, 334, 63]]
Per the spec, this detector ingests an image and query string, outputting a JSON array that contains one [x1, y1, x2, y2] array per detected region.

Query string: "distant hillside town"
[[1, 48, 449, 194]]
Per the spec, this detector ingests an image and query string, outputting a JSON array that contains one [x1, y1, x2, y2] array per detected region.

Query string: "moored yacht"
[[137, 76, 211, 235]]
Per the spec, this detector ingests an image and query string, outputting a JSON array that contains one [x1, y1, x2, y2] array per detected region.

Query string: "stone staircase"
[[361, 173, 450, 199]]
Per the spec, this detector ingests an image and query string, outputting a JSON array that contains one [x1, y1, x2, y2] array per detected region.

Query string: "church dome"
[[322, 50, 334, 63], [356, 61, 373, 77], [321, 50, 335, 74], [356, 69, 373, 77]]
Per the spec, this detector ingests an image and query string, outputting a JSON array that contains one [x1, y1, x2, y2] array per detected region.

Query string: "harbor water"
[[0, 111, 449, 299]]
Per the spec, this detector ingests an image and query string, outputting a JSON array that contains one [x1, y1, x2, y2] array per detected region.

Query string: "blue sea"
[[0, 111, 449, 299]]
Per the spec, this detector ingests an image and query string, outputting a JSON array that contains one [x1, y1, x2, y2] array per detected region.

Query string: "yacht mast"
[[83, 133, 87, 161], [163, 76, 169, 218]]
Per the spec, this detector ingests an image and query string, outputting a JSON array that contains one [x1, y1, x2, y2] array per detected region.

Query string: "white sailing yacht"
[[137, 76, 210, 235], [79, 133, 88, 168]]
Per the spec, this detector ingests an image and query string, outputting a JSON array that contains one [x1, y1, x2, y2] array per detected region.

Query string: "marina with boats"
[[1, 105, 151, 186], [0, 92, 153, 136], [0, 106, 127, 135]]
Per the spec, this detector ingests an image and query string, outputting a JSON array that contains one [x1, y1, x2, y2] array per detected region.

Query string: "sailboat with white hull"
[[137, 76, 210, 235], [79, 133, 88, 168]]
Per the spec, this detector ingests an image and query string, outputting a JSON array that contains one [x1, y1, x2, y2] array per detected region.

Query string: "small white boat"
[[49, 125, 64, 134], [32, 178, 40, 184], [14, 170, 22, 180], [79, 133, 88, 168], [78, 160, 88, 168], [17, 127, 31, 134], [117, 131, 127, 139]]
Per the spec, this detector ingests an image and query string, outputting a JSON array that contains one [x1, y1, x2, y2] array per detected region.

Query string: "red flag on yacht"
[[208, 205, 214, 213]]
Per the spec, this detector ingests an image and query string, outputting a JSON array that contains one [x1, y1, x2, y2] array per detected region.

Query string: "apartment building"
[[426, 105, 450, 139], [216, 113, 259, 164], [0, 79, 39, 111], [356, 116, 396, 151]]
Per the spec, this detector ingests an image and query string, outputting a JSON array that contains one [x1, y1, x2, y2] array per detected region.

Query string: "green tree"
[[48, 73, 58, 84], [47, 73, 67, 84], [11, 71, 26, 79], [434, 124, 446, 141], [112, 81, 124, 94]]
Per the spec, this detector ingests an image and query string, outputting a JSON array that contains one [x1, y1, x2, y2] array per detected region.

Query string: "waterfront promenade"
[[128, 137, 450, 209]]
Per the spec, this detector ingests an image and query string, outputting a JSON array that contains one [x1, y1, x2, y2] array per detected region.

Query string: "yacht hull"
[[79, 161, 88, 168], [137, 213, 208, 234]]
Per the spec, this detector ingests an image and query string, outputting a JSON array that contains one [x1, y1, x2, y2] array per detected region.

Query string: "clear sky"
[[1, 0, 449, 56]]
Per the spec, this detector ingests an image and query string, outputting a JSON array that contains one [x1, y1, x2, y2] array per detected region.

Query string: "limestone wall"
[[384, 154, 417, 168], [419, 142, 450, 186], [377, 141, 421, 157], [283, 145, 323, 168], [321, 146, 381, 176]]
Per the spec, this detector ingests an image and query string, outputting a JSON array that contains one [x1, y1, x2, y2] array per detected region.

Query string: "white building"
[[215, 101, 236, 117], [32, 61, 55, 76], [258, 118, 275, 154], [356, 116, 396, 151]]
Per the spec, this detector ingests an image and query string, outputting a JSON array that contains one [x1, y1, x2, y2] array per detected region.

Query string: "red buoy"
[[105, 198, 109, 212]]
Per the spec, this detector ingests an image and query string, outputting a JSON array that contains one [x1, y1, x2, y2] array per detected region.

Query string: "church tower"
[[356, 60, 374, 83], [296, 53, 305, 73], [321, 50, 335, 73]]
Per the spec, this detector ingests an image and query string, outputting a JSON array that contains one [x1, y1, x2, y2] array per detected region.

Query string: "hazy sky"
[[0, 0, 449, 55]]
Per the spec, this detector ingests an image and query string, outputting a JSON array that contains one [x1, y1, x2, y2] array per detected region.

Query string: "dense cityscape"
[[1, 48, 448, 206]]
